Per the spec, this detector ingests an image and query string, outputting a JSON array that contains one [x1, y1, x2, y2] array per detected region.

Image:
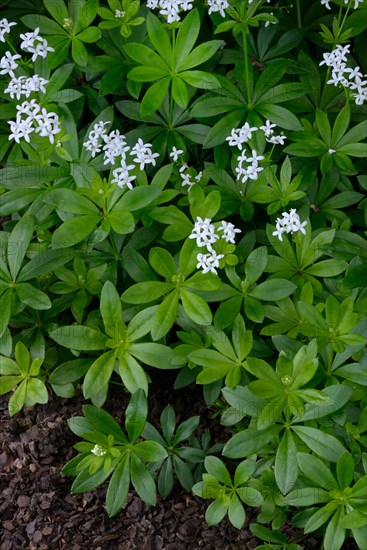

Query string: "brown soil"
[[0, 377, 359, 550]]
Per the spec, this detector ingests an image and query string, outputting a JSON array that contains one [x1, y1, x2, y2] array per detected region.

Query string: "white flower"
[[320, 44, 367, 105], [272, 209, 307, 241], [19, 27, 41, 50], [196, 250, 224, 274], [19, 27, 54, 61], [267, 134, 286, 145], [131, 138, 159, 170], [0, 18, 16, 42], [207, 0, 229, 17], [111, 159, 136, 189], [189, 216, 219, 248], [320, 0, 332, 8], [83, 121, 110, 157], [217, 221, 241, 244], [260, 119, 276, 138], [8, 118, 34, 143], [226, 122, 258, 150], [147, 0, 193, 22], [0, 51, 21, 78], [63, 18, 73, 29], [91, 444, 107, 457], [28, 39, 55, 62], [328, 148, 336, 155], [170, 146, 184, 162], [102, 130, 129, 166], [115, 9, 125, 18], [34, 108, 61, 144]]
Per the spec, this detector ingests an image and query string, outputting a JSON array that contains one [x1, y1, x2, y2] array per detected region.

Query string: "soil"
[[0, 371, 359, 550]]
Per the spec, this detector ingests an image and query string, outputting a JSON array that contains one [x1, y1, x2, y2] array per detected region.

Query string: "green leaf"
[[77, 26, 101, 43], [8, 380, 27, 416], [129, 343, 174, 370], [205, 499, 229, 526], [149, 248, 177, 279], [204, 456, 232, 486], [50, 326, 107, 351], [237, 486, 263, 507], [146, 12, 173, 67], [297, 452, 336, 491], [8, 216, 34, 281], [172, 76, 189, 109], [336, 452, 354, 490], [150, 289, 179, 341], [125, 388, 148, 442], [106, 455, 130, 517], [249, 279, 296, 301], [323, 507, 345, 550], [71, 38, 88, 66], [332, 103, 350, 146], [122, 281, 174, 304], [140, 76, 171, 117], [275, 429, 298, 494], [286, 487, 330, 506], [134, 440, 167, 462], [26, 378, 48, 404], [52, 215, 100, 248], [228, 496, 246, 529], [82, 404, 126, 443], [250, 523, 287, 544], [178, 40, 222, 71], [234, 460, 256, 486], [223, 426, 282, 458], [174, 416, 200, 445], [245, 247, 268, 285], [256, 103, 303, 131], [0, 285, 12, 331], [100, 281, 124, 339], [292, 426, 346, 462], [124, 43, 169, 70], [71, 465, 113, 494], [158, 457, 174, 497], [305, 259, 347, 277], [117, 352, 149, 395], [180, 70, 220, 90], [83, 350, 116, 399], [15, 283, 51, 310], [160, 404, 176, 442], [0, 376, 22, 395], [174, 8, 200, 69], [44, 188, 98, 215], [130, 451, 157, 505], [180, 288, 213, 325]]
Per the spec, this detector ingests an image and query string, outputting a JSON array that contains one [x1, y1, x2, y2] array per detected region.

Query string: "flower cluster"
[[207, 0, 229, 17], [4, 74, 49, 100], [83, 122, 160, 189], [226, 120, 287, 184], [0, 18, 16, 42], [8, 99, 61, 144], [320, 44, 367, 105], [146, 0, 193, 23], [189, 217, 241, 274], [0, 51, 21, 78], [321, 0, 364, 10], [272, 209, 307, 241], [91, 444, 107, 457], [19, 27, 54, 62]]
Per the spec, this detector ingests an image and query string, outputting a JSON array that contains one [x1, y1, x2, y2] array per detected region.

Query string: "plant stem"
[[296, 0, 302, 28], [242, 28, 252, 108]]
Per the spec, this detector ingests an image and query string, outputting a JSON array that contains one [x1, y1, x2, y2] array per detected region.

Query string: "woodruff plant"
[[0, 0, 366, 548]]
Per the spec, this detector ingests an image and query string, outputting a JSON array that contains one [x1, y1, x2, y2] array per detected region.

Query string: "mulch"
[[0, 373, 359, 550]]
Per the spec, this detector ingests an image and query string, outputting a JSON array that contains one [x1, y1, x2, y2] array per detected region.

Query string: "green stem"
[[169, 27, 176, 126], [296, 0, 302, 28], [242, 28, 252, 108]]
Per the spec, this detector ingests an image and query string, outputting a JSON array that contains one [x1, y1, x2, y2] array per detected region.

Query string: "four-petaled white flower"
[[0, 18, 16, 42], [272, 209, 307, 241], [170, 146, 184, 162]]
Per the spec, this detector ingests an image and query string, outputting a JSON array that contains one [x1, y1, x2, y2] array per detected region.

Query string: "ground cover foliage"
[[0, 0, 366, 548]]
